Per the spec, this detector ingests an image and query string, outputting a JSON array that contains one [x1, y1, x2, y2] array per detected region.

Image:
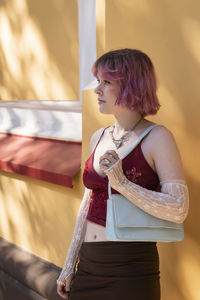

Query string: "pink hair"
[[92, 49, 160, 116]]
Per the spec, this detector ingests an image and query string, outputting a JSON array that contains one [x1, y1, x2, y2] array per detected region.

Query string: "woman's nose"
[[94, 85, 102, 95]]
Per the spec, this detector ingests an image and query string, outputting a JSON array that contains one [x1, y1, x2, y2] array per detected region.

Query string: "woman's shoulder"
[[144, 123, 185, 181], [145, 123, 178, 155], [148, 124, 175, 142]]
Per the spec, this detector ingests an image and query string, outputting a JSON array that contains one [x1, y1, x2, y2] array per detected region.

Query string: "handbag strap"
[[108, 124, 158, 198]]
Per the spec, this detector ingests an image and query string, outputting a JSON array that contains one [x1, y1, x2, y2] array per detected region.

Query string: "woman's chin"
[[98, 103, 111, 114], [98, 107, 111, 114]]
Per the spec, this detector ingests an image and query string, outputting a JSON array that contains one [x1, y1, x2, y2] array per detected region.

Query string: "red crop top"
[[83, 128, 159, 227]]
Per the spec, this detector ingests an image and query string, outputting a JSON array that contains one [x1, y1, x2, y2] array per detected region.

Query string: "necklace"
[[109, 116, 143, 149]]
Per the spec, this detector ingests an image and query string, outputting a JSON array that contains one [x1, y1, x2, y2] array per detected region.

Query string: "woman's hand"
[[99, 150, 126, 190], [57, 273, 74, 299], [99, 150, 120, 172]]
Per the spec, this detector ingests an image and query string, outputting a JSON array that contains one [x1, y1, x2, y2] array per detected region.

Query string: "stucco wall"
[[0, 0, 79, 100], [0, 169, 83, 267]]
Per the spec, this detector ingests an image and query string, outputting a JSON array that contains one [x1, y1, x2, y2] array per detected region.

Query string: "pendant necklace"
[[109, 116, 144, 149]]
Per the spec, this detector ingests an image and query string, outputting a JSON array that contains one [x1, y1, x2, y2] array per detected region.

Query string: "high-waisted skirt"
[[69, 241, 160, 300]]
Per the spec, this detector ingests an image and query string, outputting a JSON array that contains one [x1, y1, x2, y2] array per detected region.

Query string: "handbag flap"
[[112, 194, 183, 230]]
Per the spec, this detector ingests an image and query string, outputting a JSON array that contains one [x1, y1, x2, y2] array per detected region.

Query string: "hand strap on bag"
[[108, 124, 158, 198]]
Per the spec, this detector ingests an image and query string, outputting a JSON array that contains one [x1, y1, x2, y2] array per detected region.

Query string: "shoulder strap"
[[92, 127, 108, 153], [120, 124, 158, 160]]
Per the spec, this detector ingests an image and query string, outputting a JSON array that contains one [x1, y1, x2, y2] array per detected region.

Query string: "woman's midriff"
[[84, 220, 107, 242]]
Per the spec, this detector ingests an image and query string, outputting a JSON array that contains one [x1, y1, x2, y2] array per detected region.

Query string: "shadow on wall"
[[0, 169, 82, 266], [0, 0, 79, 100]]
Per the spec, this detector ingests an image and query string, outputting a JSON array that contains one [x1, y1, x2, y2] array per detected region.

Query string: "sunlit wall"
[[0, 0, 79, 100], [0, 169, 83, 266]]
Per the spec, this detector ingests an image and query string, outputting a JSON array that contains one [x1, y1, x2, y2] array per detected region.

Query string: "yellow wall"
[[0, 169, 83, 266], [0, 0, 79, 100]]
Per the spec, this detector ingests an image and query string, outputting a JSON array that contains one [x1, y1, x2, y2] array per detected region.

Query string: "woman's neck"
[[113, 110, 143, 135]]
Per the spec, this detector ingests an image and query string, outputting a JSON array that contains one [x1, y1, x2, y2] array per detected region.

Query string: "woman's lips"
[[98, 99, 106, 104]]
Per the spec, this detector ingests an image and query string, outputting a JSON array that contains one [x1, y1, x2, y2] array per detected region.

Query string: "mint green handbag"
[[105, 125, 184, 242]]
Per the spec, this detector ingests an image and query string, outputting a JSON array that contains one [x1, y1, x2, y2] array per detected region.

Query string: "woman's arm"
[[100, 126, 189, 223], [57, 188, 91, 285]]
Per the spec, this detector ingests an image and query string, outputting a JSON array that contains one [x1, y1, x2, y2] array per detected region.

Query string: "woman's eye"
[[103, 80, 111, 84], [96, 79, 111, 85]]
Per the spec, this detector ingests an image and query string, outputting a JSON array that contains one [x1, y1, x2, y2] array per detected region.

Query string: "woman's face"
[[94, 73, 120, 114]]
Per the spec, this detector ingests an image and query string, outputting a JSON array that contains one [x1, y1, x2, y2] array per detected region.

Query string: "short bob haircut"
[[92, 49, 160, 116]]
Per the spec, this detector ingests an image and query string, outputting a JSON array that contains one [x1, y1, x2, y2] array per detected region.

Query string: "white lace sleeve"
[[104, 161, 189, 224], [57, 188, 91, 285]]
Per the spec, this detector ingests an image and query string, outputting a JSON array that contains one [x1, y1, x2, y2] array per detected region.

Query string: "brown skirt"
[[69, 241, 160, 300]]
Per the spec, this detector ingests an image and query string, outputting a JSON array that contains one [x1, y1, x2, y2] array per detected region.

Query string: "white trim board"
[[0, 107, 82, 142], [0, 101, 81, 112]]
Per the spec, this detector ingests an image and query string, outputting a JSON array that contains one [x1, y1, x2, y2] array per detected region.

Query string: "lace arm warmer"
[[57, 188, 91, 285], [104, 161, 189, 224]]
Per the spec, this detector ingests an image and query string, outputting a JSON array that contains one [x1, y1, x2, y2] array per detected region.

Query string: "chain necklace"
[[109, 116, 144, 149]]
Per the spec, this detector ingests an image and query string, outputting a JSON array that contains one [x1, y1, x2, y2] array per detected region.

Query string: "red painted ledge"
[[0, 133, 82, 187]]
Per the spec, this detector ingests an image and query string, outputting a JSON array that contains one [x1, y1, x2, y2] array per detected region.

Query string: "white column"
[[78, 0, 97, 100]]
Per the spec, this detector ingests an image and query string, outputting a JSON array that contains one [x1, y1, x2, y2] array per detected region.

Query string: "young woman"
[[57, 49, 189, 300]]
